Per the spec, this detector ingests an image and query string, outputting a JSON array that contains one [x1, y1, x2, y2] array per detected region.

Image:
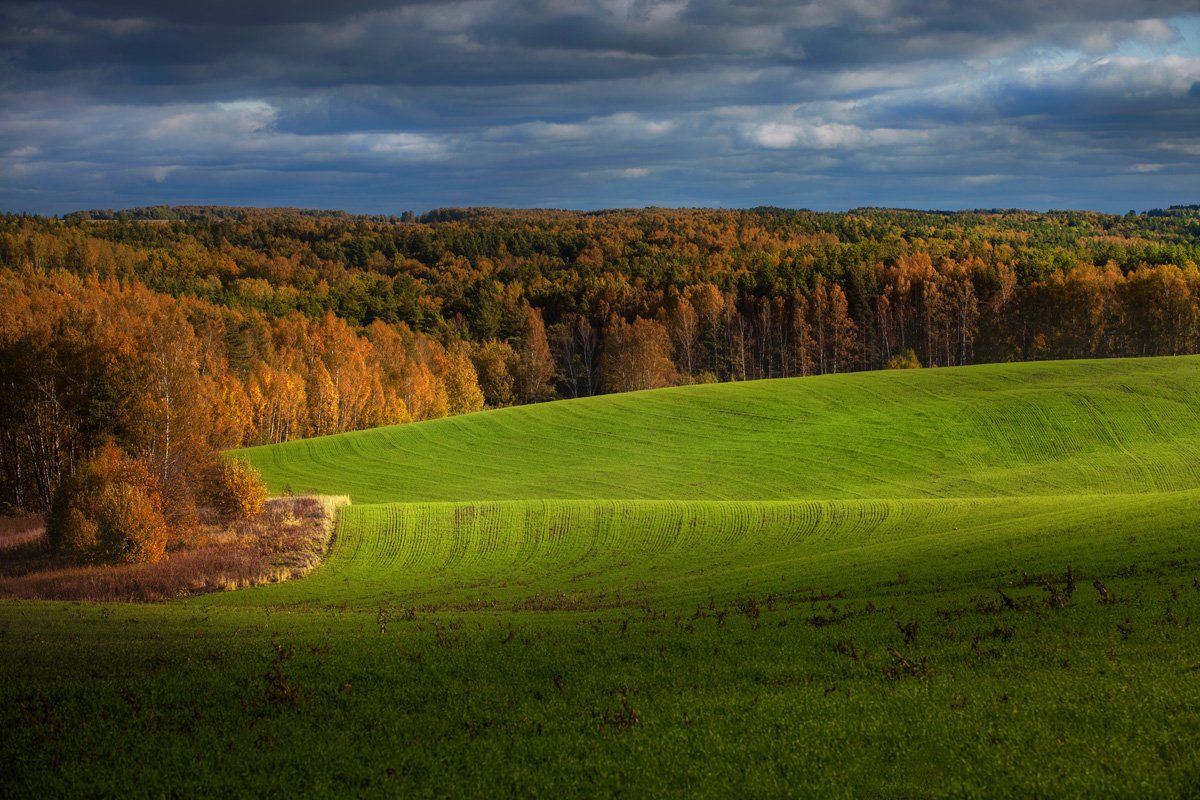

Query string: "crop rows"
[[215, 357, 1200, 612], [212, 489, 1200, 610]]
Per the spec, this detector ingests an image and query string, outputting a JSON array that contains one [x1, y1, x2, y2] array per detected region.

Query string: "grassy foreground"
[[4, 358, 1200, 797]]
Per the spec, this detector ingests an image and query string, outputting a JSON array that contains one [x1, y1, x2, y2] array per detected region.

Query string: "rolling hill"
[[222, 356, 1200, 612], [239, 357, 1200, 504], [5, 356, 1200, 797]]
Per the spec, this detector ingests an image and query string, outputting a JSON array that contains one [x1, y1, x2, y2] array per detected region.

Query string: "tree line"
[[2, 205, 1199, 515]]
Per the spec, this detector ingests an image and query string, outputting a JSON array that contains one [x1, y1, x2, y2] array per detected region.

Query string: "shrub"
[[680, 371, 719, 386], [886, 349, 922, 370], [203, 459, 267, 520], [47, 444, 168, 564]]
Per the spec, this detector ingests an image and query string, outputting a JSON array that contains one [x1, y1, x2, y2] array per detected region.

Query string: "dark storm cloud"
[[1, 1, 1198, 213]]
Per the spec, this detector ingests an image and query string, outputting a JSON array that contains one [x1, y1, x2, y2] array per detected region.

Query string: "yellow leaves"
[[473, 339, 517, 407], [307, 361, 339, 436], [202, 459, 266, 521], [440, 341, 485, 416]]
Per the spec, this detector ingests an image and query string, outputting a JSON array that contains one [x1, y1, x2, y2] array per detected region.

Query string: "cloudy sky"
[[2, 1, 1199, 214]]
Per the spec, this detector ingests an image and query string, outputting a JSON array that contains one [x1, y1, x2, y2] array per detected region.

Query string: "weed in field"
[[883, 646, 930, 679], [897, 620, 920, 644], [264, 640, 299, 709], [592, 693, 641, 732]]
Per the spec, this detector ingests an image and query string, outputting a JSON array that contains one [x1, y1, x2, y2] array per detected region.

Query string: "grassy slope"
[[212, 492, 1198, 612], [238, 357, 1200, 503], [4, 357, 1200, 798]]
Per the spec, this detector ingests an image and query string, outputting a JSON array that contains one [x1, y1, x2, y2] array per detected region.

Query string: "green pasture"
[[4, 357, 1200, 797], [238, 357, 1200, 503]]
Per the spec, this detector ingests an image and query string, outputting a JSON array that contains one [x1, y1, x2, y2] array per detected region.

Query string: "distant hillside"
[[240, 356, 1200, 505]]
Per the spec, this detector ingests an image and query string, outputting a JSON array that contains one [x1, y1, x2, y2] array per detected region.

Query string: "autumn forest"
[[3, 204, 1200, 516]]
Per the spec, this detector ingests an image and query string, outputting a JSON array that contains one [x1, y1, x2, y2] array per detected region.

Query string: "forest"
[[3, 204, 1200, 516]]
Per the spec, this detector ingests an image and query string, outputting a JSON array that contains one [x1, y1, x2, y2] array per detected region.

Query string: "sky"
[[1, 1, 1199, 215]]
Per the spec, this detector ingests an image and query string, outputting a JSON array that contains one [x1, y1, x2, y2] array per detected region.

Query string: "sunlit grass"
[[5, 356, 1200, 797]]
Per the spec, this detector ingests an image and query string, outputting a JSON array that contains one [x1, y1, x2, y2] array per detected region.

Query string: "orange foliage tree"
[[47, 443, 168, 564], [203, 458, 267, 520], [600, 317, 679, 393]]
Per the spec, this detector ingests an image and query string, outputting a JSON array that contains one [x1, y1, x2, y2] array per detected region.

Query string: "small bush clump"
[[203, 459, 267, 520], [886, 349, 922, 369], [47, 444, 168, 564]]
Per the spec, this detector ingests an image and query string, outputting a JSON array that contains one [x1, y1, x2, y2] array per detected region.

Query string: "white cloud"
[[346, 132, 448, 159], [743, 120, 914, 150], [960, 174, 1006, 185], [148, 100, 277, 140], [489, 112, 677, 143], [150, 165, 181, 182]]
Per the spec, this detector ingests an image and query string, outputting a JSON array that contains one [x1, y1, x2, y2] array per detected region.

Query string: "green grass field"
[[4, 357, 1200, 797]]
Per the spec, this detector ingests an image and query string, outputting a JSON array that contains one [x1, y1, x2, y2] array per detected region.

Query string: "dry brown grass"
[[0, 516, 43, 551], [0, 496, 347, 602]]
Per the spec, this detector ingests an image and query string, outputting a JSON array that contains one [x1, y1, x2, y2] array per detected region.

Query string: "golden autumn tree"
[[665, 295, 701, 378], [364, 320, 419, 425], [47, 443, 168, 564], [310, 312, 386, 433], [807, 277, 858, 374], [247, 364, 308, 444], [472, 339, 517, 407], [511, 304, 556, 403], [306, 361, 339, 437], [386, 336, 448, 421], [206, 374, 252, 450], [1122, 265, 1198, 356], [437, 340, 485, 415], [600, 317, 679, 393], [202, 458, 267, 520], [792, 293, 814, 377]]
